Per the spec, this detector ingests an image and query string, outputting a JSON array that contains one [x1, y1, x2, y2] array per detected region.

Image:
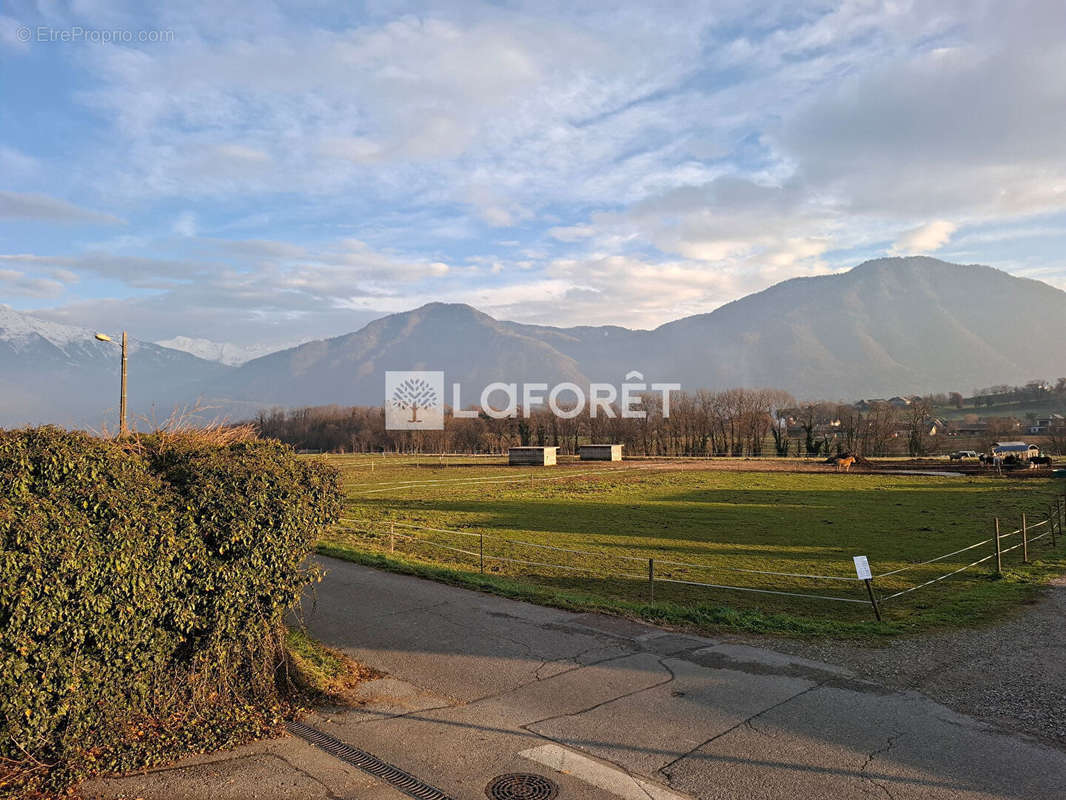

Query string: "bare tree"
[[859, 402, 897, 456], [906, 398, 933, 456]]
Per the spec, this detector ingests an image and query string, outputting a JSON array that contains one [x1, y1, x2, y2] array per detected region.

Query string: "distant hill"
[[197, 257, 1066, 409], [648, 257, 1066, 398], [5, 257, 1066, 424], [0, 307, 229, 428], [201, 302, 587, 408]]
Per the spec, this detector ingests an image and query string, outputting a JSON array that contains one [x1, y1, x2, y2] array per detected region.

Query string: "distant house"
[[888, 396, 912, 408], [895, 419, 941, 438], [1029, 415, 1065, 434], [949, 421, 988, 437], [854, 399, 887, 411]]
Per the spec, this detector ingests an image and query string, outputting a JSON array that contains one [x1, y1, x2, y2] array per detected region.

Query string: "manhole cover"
[[485, 772, 559, 800]]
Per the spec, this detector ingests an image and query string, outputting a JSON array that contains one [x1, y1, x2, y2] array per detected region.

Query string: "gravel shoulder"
[[729, 575, 1066, 747]]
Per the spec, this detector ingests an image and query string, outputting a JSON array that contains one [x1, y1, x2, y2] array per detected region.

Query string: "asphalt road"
[[89, 557, 1066, 800]]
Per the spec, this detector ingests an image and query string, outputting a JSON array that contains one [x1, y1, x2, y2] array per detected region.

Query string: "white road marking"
[[519, 743, 693, 800]]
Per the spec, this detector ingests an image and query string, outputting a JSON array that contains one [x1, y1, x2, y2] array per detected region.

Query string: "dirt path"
[[731, 576, 1066, 747]]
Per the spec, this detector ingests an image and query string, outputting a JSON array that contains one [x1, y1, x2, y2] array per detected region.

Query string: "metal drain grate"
[[485, 773, 560, 800], [286, 720, 455, 800]]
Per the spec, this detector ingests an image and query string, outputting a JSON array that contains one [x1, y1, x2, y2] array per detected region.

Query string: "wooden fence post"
[[994, 517, 1002, 575], [480, 533, 484, 574], [1052, 506, 1058, 548], [648, 558, 655, 603], [389, 520, 395, 553], [1022, 512, 1028, 563]]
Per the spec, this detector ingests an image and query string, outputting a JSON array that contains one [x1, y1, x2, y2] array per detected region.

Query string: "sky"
[[1, 0, 1065, 348]]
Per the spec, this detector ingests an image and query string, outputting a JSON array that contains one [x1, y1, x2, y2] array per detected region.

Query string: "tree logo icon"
[[391, 376, 439, 423], [384, 371, 445, 430]]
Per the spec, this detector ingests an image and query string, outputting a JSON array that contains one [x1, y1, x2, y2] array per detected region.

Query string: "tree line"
[[252, 388, 973, 457]]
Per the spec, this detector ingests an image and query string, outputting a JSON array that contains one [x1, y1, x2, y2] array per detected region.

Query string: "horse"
[[830, 454, 857, 472]]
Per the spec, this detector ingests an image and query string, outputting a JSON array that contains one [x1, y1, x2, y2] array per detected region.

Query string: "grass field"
[[933, 398, 1066, 421], [316, 455, 1066, 637]]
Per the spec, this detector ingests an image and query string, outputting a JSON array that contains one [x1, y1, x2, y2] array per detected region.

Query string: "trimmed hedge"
[[0, 427, 340, 796]]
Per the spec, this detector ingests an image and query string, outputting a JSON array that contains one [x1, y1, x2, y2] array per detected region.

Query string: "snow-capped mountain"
[[155, 336, 294, 366], [0, 306, 230, 428], [0, 304, 100, 351]]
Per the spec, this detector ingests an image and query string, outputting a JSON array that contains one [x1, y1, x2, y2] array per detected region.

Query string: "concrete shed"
[[579, 444, 623, 461], [509, 446, 558, 466]]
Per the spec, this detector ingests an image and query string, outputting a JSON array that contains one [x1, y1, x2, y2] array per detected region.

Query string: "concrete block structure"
[[579, 444, 623, 461], [509, 446, 558, 466]]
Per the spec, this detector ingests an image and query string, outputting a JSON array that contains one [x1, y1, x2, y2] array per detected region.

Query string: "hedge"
[[0, 427, 340, 796]]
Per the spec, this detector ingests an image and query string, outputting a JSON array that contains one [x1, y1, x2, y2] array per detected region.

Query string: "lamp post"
[[94, 331, 128, 436]]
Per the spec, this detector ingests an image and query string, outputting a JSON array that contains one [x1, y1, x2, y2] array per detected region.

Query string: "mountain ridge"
[[0, 307, 230, 427], [193, 256, 1066, 410], [4, 257, 1066, 424]]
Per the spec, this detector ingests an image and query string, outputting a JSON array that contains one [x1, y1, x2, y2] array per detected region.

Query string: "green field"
[[316, 455, 1066, 636], [934, 400, 1066, 421]]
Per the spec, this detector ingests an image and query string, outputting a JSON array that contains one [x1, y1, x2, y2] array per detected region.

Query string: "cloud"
[[173, 211, 197, 237], [777, 5, 1066, 223], [0, 191, 123, 224], [548, 225, 595, 242], [0, 253, 205, 288], [0, 146, 37, 177], [31, 294, 385, 349], [892, 221, 957, 255], [59, 4, 705, 216], [478, 206, 517, 228], [214, 239, 308, 259], [5, 233, 460, 340], [0, 268, 67, 297], [5, 1, 1066, 337], [0, 15, 29, 52]]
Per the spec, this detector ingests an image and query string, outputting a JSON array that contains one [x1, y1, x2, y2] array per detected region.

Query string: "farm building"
[[579, 444, 623, 461], [509, 446, 558, 466], [1029, 414, 1065, 434], [991, 442, 1041, 460]]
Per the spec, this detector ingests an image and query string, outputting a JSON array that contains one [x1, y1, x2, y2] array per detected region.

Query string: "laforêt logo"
[[385, 371, 445, 430], [384, 370, 681, 430]]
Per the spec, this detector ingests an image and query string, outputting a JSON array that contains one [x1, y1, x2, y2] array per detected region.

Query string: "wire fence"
[[333, 494, 1066, 620]]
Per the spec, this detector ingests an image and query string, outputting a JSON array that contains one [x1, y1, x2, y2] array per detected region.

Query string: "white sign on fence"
[[853, 555, 872, 581]]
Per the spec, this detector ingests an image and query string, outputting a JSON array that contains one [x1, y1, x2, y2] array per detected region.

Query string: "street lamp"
[[94, 331, 128, 436]]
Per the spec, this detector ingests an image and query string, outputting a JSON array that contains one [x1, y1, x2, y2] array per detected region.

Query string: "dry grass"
[[284, 628, 379, 706], [94, 403, 259, 453]]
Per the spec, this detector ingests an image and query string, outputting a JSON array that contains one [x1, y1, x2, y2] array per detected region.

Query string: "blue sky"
[[1, 0, 1064, 347]]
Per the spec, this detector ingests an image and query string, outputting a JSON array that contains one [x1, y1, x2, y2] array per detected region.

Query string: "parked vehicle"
[[949, 450, 978, 460]]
